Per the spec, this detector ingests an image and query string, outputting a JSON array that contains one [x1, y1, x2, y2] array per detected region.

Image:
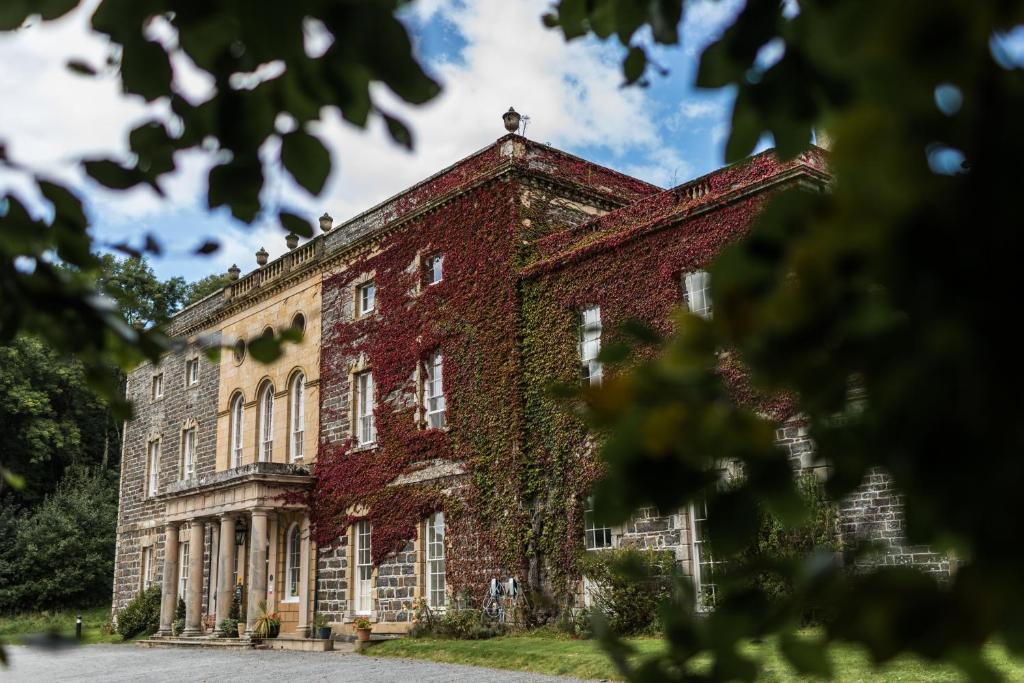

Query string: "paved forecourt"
[[4, 644, 590, 682]]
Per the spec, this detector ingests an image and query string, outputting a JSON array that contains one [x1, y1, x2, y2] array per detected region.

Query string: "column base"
[[181, 628, 203, 637], [156, 628, 174, 637]]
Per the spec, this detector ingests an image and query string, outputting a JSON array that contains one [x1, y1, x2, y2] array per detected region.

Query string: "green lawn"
[[368, 634, 1024, 681], [0, 606, 123, 645]]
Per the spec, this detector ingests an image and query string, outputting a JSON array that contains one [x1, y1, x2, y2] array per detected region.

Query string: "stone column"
[[182, 520, 205, 635], [215, 515, 237, 633], [157, 521, 180, 636], [246, 509, 269, 633], [209, 522, 220, 622], [297, 516, 311, 635]]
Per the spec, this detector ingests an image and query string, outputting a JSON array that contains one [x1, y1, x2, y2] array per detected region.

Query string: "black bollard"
[[76, 614, 82, 641]]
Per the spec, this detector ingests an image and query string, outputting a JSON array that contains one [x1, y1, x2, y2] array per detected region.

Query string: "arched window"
[[258, 382, 274, 462], [230, 393, 244, 468], [285, 523, 301, 601], [289, 372, 305, 461]]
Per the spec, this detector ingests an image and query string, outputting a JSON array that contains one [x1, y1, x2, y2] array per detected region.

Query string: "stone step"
[[137, 637, 256, 650], [258, 637, 335, 652]]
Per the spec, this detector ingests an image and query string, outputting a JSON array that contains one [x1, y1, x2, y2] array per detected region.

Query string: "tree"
[[95, 254, 189, 329], [543, 1, 1024, 680], [184, 272, 232, 307]]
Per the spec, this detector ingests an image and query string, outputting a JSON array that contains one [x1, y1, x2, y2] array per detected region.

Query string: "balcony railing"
[[226, 238, 324, 300]]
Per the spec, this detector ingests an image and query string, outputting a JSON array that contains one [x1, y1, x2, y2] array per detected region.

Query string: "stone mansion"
[[112, 116, 944, 640]]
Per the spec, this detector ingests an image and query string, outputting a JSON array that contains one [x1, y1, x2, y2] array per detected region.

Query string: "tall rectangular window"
[[426, 253, 444, 285], [426, 512, 446, 609], [683, 271, 712, 318], [357, 281, 376, 317], [141, 546, 154, 590], [146, 440, 160, 497], [186, 358, 199, 385], [690, 499, 720, 608], [356, 371, 376, 445], [354, 521, 373, 614], [424, 351, 446, 429], [179, 541, 190, 598], [152, 373, 163, 400], [579, 306, 602, 386], [584, 497, 612, 550], [181, 427, 196, 480], [290, 373, 305, 461]]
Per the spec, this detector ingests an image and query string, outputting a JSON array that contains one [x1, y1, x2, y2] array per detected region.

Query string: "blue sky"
[[0, 1, 1020, 283]]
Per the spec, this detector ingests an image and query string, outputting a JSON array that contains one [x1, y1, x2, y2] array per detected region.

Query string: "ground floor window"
[[425, 512, 446, 609], [140, 546, 155, 590], [178, 541, 190, 598], [286, 523, 301, 601], [689, 499, 720, 609], [354, 521, 373, 614], [584, 497, 612, 550]]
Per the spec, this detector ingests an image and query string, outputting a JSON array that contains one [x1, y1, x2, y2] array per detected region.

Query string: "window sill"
[[281, 597, 300, 604], [351, 443, 378, 453]]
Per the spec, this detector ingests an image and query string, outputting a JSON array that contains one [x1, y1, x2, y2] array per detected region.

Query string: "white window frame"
[[186, 358, 199, 386], [179, 541, 190, 598], [355, 370, 376, 445], [141, 545, 154, 590], [284, 523, 301, 602], [258, 382, 274, 462], [146, 439, 160, 497], [230, 394, 244, 468], [426, 253, 444, 285], [290, 373, 305, 461], [152, 373, 163, 400], [689, 499, 720, 610], [579, 306, 603, 386], [423, 351, 446, 429], [357, 281, 376, 317], [584, 497, 612, 550], [683, 270, 713, 319], [425, 512, 446, 609], [181, 426, 196, 480], [354, 521, 373, 615]]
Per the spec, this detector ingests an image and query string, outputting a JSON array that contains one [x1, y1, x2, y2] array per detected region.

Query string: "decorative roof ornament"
[[255, 247, 269, 266], [228, 264, 241, 281], [319, 212, 333, 233], [502, 107, 521, 134]]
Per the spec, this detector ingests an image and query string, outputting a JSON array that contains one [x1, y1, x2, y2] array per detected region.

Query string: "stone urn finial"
[[228, 263, 241, 281], [255, 247, 269, 267], [503, 107, 521, 134], [286, 233, 299, 250], [319, 212, 333, 233]]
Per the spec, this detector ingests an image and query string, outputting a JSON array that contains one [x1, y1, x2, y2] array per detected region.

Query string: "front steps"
[[137, 634, 337, 652]]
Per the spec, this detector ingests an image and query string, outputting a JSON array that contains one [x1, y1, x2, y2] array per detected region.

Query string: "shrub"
[[218, 618, 239, 637], [409, 599, 505, 640], [579, 548, 675, 636], [116, 585, 161, 639]]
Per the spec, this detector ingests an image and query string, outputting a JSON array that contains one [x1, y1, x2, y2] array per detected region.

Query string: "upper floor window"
[[423, 351, 446, 429], [357, 281, 376, 317], [146, 440, 160, 497], [425, 253, 444, 286], [355, 370, 376, 445], [291, 312, 306, 337], [258, 382, 274, 462], [584, 497, 612, 550], [186, 358, 199, 386], [426, 512, 446, 609], [151, 373, 163, 400], [354, 521, 373, 614], [289, 373, 305, 461], [233, 339, 246, 364], [579, 306, 602, 386], [285, 523, 301, 601], [181, 426, 196, 480], [230, 393, 244, 468], [683, 270, 712, 319]]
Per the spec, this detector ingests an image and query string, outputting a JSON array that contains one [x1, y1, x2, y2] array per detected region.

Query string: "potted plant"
[[353, 616, 372, 642], [313, 613, 332, 640], [218, 618, 239, 637], [252, 600, 280, 639]]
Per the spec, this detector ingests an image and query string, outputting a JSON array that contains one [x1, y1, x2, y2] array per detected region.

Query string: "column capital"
[[164, 519, 182, 531], [249, 507, 274, 518]]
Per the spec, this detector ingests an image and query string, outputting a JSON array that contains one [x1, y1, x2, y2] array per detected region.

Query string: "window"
[[146, 440, 160, 497], [354, 521, 373, 614], [230, 394, 244, 468], [179, 541, 190, 597], [233, 339, 246, 364], [258, 382, 274, 462], [579, 306, 602, 386], [181, 426, 196, 480], [290, 373, 305, 461], [141, 546, 155, 590], [355, 371, 376, 445], [285, 524, 301, 601], [186, 358, 199, 385], [423, 351, 446, 429], [426, 512, 446, 609], [425, 253, 444, 285], [151, 373, 163, 400], [584, 497, 612, 550], [291, 312, 306, 336], [683, 270, 712, 318], [357, 281, 376, 317], [690, 499, 720, 608]]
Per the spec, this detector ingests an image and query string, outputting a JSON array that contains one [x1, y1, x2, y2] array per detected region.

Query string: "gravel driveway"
[[3, 644, 594, 682]]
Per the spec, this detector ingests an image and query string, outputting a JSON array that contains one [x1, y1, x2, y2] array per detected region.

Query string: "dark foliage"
[[115, 585, 161, 639]]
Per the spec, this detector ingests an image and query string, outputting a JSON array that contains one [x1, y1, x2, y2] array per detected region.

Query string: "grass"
[[368, 633, 1024, 681], [0, 606, 123, 645]]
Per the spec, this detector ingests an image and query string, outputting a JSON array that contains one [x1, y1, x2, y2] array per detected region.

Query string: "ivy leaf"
[[194, 240, 219, 255], [0, 0, 31, 31], [381, 111, 413, 151], [83, 159, 150, 191], [37, 0, 78, 21], [623, 46, 647, 85], [247, 332, 283, 363], [780, 633, 833, 677], [279, 210, 313, 238], [280, 130, 330, 195], [119, 37, 173, 103], [66, 59, 97, 76]]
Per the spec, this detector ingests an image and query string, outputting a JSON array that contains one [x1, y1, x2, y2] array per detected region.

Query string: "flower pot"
[[268, 623, 280, 639], [356, 628, 371, 642], [317, 626, 332, 640]]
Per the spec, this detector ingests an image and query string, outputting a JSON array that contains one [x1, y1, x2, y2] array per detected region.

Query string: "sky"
[[1, 1, 1020, 283]]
